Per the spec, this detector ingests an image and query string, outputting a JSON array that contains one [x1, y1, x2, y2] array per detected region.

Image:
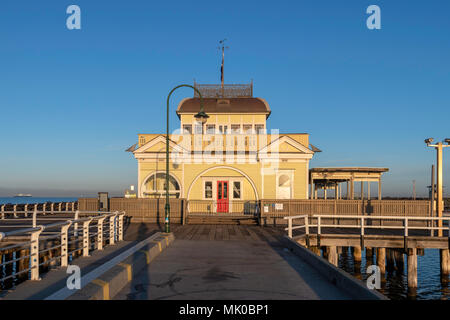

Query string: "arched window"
[[277, 173, 292, 199], [278, 174, 290, 187], [143, 173, 181, 198]]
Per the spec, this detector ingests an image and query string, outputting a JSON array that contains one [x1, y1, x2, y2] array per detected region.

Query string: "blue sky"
[[0, 0, 449, 197]]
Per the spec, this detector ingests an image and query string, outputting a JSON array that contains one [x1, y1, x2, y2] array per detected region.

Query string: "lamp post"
[[165, 84, 208, 233], [425, 138, 450, 236]]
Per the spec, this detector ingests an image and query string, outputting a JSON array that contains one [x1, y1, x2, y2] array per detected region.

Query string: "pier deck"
[[113, 225, 353, 300]]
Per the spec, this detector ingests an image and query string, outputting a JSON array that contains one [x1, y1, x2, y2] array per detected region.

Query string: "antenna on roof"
[[218, 39, 229, 97]]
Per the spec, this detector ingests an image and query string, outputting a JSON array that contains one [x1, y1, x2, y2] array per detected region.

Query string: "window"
[[233, 181, 241, 199], [205, 181, 213, 199], [206, 124, 216, 134], [231, 124, 241, 134], [255, 124, 265, 134], [218, 125, 228, 134], [182, 124, 192, 134], [243, 124, 253, 134], [194, 121, 203, 134]]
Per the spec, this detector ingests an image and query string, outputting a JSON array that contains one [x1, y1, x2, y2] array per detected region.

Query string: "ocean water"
[[337, 247, 450, 300], [0, 197, 78, 205]]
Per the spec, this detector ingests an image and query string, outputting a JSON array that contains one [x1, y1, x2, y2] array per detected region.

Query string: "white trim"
[[306, 160, 309, 199], [134, 135, 188, 154], [276, 169, 295, 200], [186, 166, 259, 200], [259, 135, 314, 155], [140, 170, 182, 198]]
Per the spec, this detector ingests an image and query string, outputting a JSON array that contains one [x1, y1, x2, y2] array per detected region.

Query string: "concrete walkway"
[[114, 238, 352, 300]]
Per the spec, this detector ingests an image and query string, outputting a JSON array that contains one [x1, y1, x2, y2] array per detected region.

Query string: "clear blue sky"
[[0, 0, 449, 197]]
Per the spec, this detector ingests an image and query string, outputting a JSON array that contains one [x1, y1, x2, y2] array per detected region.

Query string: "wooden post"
[[407, 248, 418, 288], [309, 246, 321, 256], [353, 246, 362, 262], [366, 247, 374, 265], [346, 181, 350, 200], [377, 248, 386, 274], [394, 249, 404, 272], [350, 178, 354, 200], [368, 182, 371, 200], [386, 249, 396, 272], [322, 246, 329, 260], [328, 246, 338, 267], [310, 179, 314, 200], [440, 249, 449, 281], [378, 178, 382, 200], [361, 181, 364, 201]]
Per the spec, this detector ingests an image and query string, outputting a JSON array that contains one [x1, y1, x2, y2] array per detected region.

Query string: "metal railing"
[[284, 214, 450, 248], [1, 202, 77, 219], [0, 211, 125, 287]]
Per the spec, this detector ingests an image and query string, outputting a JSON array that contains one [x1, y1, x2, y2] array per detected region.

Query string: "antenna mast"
[[219, 39, 229, 96]]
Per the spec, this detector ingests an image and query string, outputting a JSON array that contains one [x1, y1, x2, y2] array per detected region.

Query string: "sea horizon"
[[0, 197, 79, 205]]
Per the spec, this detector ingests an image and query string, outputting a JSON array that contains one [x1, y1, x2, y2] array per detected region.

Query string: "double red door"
[[217, 181, 229, 213]]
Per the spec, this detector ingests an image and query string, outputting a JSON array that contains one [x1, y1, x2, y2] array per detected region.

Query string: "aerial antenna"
[[218, 39, 229, 96]]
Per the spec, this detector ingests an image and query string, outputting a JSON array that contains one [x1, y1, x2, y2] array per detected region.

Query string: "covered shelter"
[[309, 167, 389, 200]]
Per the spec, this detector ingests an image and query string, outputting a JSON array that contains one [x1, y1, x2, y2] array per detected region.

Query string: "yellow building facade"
[[131, 83, 318, 213]]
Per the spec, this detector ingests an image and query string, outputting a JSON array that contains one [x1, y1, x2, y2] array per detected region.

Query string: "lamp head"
[[425, 138, 434, 145], [445, 139, 450, 145], [194, 111, 209, 124]]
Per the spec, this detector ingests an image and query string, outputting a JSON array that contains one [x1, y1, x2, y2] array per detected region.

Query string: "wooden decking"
[[173, 224, 284, 242]]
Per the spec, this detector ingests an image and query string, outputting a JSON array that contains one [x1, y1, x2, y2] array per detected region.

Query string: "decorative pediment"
[[258, 136, 314, 154], [133, 135, 188, 154]]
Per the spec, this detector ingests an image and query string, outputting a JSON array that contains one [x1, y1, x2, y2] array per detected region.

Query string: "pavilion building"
[[130, 82, 319, 212]]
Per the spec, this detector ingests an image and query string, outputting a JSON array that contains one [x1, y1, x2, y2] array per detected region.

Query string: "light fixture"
[[194, 110, 209, 124], [425, 138, 434, 145]]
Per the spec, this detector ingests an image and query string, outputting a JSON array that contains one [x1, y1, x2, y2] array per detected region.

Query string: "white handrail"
[[284, 214, 450, 240], [0, 210, 127, 285]]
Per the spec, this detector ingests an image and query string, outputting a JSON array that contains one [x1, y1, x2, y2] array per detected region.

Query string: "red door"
[[217, 181, 229, 213]]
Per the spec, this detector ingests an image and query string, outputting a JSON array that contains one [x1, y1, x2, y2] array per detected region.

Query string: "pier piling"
[[440, 249, 449, 281], [407, 248, 418, 288], [376, 248, 386, 274], [327, 246, 338, 267], [394, 249, 404, 272], [352, 246, 362, 262], [386, 249, 396, 272]]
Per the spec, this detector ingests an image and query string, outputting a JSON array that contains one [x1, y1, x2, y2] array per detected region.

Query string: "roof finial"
[[218, 39, 229, 97]]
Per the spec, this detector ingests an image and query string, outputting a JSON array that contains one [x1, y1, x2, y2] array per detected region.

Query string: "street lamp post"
[[425, 138, 450, 236], [165, 84, 208, 233]]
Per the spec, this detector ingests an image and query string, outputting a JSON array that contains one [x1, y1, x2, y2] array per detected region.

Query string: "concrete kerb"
[[281, 236, 388, 300], [67, 232, 175, 300]]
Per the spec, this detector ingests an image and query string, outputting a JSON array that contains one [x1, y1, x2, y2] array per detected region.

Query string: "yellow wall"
[[136, 122, 312, 202]]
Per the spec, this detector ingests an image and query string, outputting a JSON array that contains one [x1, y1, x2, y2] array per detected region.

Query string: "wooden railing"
[[260, 199, 431, 218], [110, 198, 184, 223], [77, 198, 432, 225], [186, 200, 258, 215]]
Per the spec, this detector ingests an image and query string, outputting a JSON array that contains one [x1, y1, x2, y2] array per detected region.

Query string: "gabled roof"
[[133, 135, 189, 154], [258, 135, 315, 154], [176, 97, 271, 119]]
